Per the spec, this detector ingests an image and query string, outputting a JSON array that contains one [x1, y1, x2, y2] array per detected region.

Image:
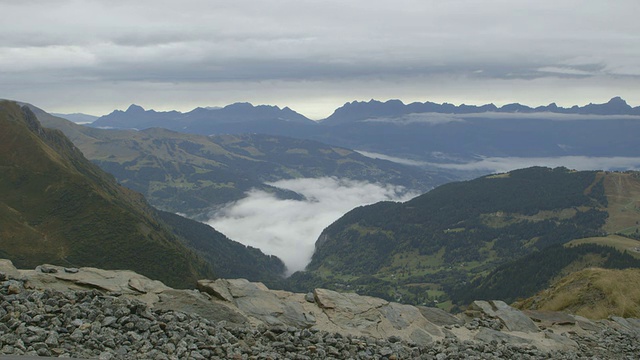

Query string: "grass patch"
[[518, 268, 640, 319], [603, 172, 640, 234], [566, 235, 640, 258]]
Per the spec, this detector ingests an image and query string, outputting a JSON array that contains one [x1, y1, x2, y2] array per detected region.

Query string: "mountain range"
[[89, 97, 640, 130], [84, 97, 640, 166], [322, 96, 640, 124]]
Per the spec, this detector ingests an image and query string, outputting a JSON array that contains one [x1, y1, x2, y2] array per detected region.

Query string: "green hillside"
[[515, 267, 640, 319], [32, 107, 448, 218], [289, 167, 640, 309], [452, 243, 640, 305], [157, 210, 285, 289], [0, 101, 285, 287]]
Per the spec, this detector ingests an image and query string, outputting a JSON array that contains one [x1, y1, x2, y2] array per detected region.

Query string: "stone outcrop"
[[469, 300, 539, 332], [2, 260, 640, 359]]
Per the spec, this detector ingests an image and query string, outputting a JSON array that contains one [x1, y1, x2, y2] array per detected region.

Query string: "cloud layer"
[[2, 1, 639, 117], [428, 156, 640, 174], [206, 177, 416, 275], [358, 150, 640, 174]]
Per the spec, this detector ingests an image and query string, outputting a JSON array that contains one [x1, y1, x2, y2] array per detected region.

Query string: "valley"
[[4, 99, 640, 317]]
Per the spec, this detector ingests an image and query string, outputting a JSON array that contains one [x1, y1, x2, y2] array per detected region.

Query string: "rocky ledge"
[[1, 259, 639, 359]]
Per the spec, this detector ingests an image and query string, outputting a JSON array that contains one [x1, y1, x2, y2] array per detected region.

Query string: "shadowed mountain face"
[[0, 101, 286, 287], [91, 102, 316, 136], [288, 167, 640, 309], [86, 98, 640, 166]]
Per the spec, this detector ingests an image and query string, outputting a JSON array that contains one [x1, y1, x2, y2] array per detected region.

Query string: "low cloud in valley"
[[207, 177, 416, 275], [431, 156, 640, 174]]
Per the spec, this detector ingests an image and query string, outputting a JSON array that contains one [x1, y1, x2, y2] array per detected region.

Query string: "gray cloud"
[[357, 150, 640, 174], [356, 151, 429, 167], [1, 1, 639, 118], [206, 177, 417, 275]]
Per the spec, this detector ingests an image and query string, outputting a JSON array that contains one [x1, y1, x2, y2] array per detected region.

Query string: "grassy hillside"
[[452, 243, 640, 305], [34, 108, 448, 218], [0, 101, 287, 288], [515, 268, 640, 319], [289, 167, 640, 309], [0, 101, 216, 287]]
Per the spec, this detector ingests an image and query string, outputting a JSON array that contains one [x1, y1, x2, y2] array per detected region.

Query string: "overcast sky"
[[2, 0, 639, 119]]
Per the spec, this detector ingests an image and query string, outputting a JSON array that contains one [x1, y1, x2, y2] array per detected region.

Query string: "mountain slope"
[[289, 167, 640, 307], [0, 101, 214, 286], [452, 242, 640, 305], [157, 210, 285, 288], [35, 109, 446, 217], [515, 267, 640, 319]]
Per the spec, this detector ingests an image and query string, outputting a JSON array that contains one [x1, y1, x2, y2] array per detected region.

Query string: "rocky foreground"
[[1, 260, 639, 359]]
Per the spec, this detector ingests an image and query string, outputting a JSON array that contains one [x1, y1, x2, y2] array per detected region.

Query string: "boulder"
[[470, 300, 539, 333], [197, 279, 234, 302], [0, 259, 21, 279]]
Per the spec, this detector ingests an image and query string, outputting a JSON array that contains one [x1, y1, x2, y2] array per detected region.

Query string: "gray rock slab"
[[154, 289, 248, 325], [234, 292, 315, 329], [610, 316, 640, 334], [197, 279, 234, 302], [523, 310, 576, 325], [409, 328, 434, 346], [474, 328, 532, 345], [572, 315, 604, 332], [470, 300, 539, 333], [418, 306, 464, 326], [544, 331, 579, 349], [314, 288, 387, 312]]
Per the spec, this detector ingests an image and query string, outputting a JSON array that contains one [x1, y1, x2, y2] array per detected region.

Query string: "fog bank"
[[207, 177, 417, 275]]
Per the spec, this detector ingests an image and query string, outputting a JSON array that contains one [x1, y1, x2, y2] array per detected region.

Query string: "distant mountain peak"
[[126, 104, 145, 113], [607, 96, 627, 105]]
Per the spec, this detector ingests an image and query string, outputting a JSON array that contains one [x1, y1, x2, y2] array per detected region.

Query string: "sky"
[[207, 177, 417, 275], [2, 1, 640, 119]]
